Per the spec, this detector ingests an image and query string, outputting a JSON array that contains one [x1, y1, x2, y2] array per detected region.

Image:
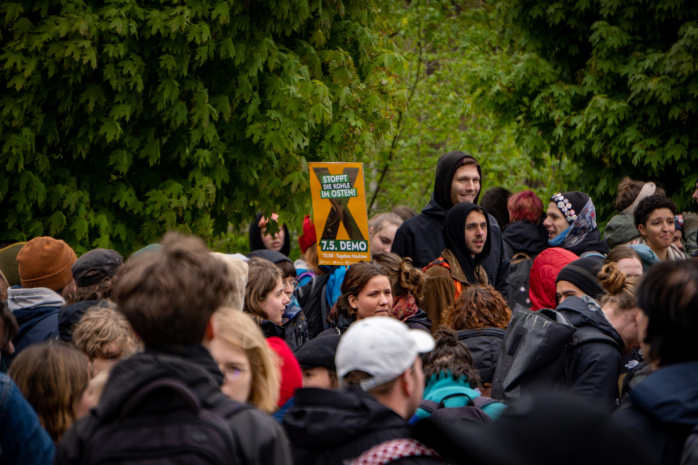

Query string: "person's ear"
[[204, 316, 216, 342], [637, 224, 646, 237], [401, 370, 414, 397], [348, 295, 358, 310]]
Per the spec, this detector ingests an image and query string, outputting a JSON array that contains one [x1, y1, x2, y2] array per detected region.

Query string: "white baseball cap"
[[335, 316, 435, 391]]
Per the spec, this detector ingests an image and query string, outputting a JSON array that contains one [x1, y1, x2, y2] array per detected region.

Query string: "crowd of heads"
[[0, 152, 697, 465]]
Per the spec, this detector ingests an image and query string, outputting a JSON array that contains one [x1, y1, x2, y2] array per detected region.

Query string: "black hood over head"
[[433, 151, 482, 210], [249, 212, 291, 257], [443, 202, 492, 277], [556, 295, 624, 348]]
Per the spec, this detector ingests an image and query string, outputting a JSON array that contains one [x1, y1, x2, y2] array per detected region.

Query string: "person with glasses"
[[248, 250, 310, 350], [206, 309, 281, 414]]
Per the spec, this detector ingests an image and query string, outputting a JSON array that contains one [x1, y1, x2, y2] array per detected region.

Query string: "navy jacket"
[[615, 362, 698, 465], [6, 287, 64, 366]]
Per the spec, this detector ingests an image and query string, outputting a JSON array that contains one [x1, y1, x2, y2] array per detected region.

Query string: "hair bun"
[[433, 327, 459, 347], [598, 262, 625, 295]]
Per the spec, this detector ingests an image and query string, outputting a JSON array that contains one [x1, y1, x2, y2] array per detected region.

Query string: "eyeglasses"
[[284, 279, 299, 291], [220, 364, 248, 381]]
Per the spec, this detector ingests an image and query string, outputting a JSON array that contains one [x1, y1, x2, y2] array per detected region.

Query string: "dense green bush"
[[0, 0, 404, 253], [488, 0, 698, 217]]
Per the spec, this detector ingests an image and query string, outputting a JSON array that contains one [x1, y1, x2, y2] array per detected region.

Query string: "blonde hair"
[[212, 309, 280, 413], [597, 262, 639, 312], [9, 342, 89, 444], [72, 306, 140, 361], [368, 212, 403, 236], [210, 252, 248, 312]]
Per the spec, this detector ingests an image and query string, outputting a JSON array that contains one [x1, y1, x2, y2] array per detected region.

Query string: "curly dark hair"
[[634, 195, 677, 228], [441, 285, 512, 331], [422, 328, 482, 388]]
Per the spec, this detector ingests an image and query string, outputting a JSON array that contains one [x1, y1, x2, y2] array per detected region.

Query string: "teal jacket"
[[414, 371, 507, 421]]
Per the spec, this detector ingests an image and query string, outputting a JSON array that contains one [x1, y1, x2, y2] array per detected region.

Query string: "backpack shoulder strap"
[[511, 252, 532, 265], [423, 256, 449, 272], [471, 396, 500, 409], [437, 392, 474, 408], [353, 439, 440, 465], [419, 399, 439, 415]]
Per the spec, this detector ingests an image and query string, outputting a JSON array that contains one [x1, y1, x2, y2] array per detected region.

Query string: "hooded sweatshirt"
[[556, 296, 624, 411], [421, 203, 492, 330], [6, 287, 64, 365], [502, 219, 549, 259], [55, 347, 292, 465], [528, 248, 579, 311], [391, 151, 509, 296]]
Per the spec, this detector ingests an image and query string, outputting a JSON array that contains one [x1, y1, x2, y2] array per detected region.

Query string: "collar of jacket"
[[442, 249, 487, 285]]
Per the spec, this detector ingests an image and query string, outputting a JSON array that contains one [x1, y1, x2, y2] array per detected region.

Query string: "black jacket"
[[391, 151, 509, 297], [557, 296, 624, 411], [614, 362, 698, 465], [404, 308, 432, 333], [457, 328, 505, 385], [283, 387, 440, 465], [55, 346, 292, 465], [392, 201, 509, 296], [502, 219, 549, 260]]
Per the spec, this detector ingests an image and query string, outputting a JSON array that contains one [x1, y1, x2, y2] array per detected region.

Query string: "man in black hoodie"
[[55, 233, 292, 465], [421, 202, 493, 330], [391, 151, 509, 297]]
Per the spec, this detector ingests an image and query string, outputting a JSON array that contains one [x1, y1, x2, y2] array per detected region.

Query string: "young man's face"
[[302, 366, 338, 390], [464, 210, 487, 257], [556, 280, 585, 304], [450, 164, 480, 206], [543, 202, 570, 240]]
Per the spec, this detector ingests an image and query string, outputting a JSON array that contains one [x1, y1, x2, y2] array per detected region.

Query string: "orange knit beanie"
[[17, 237, 77, 291]]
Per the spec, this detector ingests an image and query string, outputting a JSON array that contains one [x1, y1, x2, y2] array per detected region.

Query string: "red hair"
[[508, 190, 543, 226]]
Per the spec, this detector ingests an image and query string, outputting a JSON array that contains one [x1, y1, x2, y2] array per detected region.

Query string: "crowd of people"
[[1, 150, 697, 465]]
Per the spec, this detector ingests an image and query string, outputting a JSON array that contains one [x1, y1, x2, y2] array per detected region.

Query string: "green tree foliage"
[[0, 0, 404, 253], [488, 0, 698, 217], [366, 0, 568, 215]]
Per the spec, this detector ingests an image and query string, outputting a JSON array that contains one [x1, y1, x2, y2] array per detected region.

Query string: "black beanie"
[[294, 333, 341, 371], [551, 191, 591, 224], [556, 256, 605, 300]]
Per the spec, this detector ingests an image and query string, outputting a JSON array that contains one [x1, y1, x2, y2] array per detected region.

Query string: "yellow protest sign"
[[308, 162, 370, 265]]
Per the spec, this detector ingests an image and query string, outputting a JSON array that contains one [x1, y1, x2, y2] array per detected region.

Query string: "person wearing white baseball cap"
[[283, 317, 439, 465]]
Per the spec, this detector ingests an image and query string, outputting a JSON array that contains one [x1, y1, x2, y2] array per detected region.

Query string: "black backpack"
[[294, 270, 333, 339], [419, 393, 498, 425], [506, 252, 534, 310], [80, 378, 249, 465], [492, 305, 620, 403]]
